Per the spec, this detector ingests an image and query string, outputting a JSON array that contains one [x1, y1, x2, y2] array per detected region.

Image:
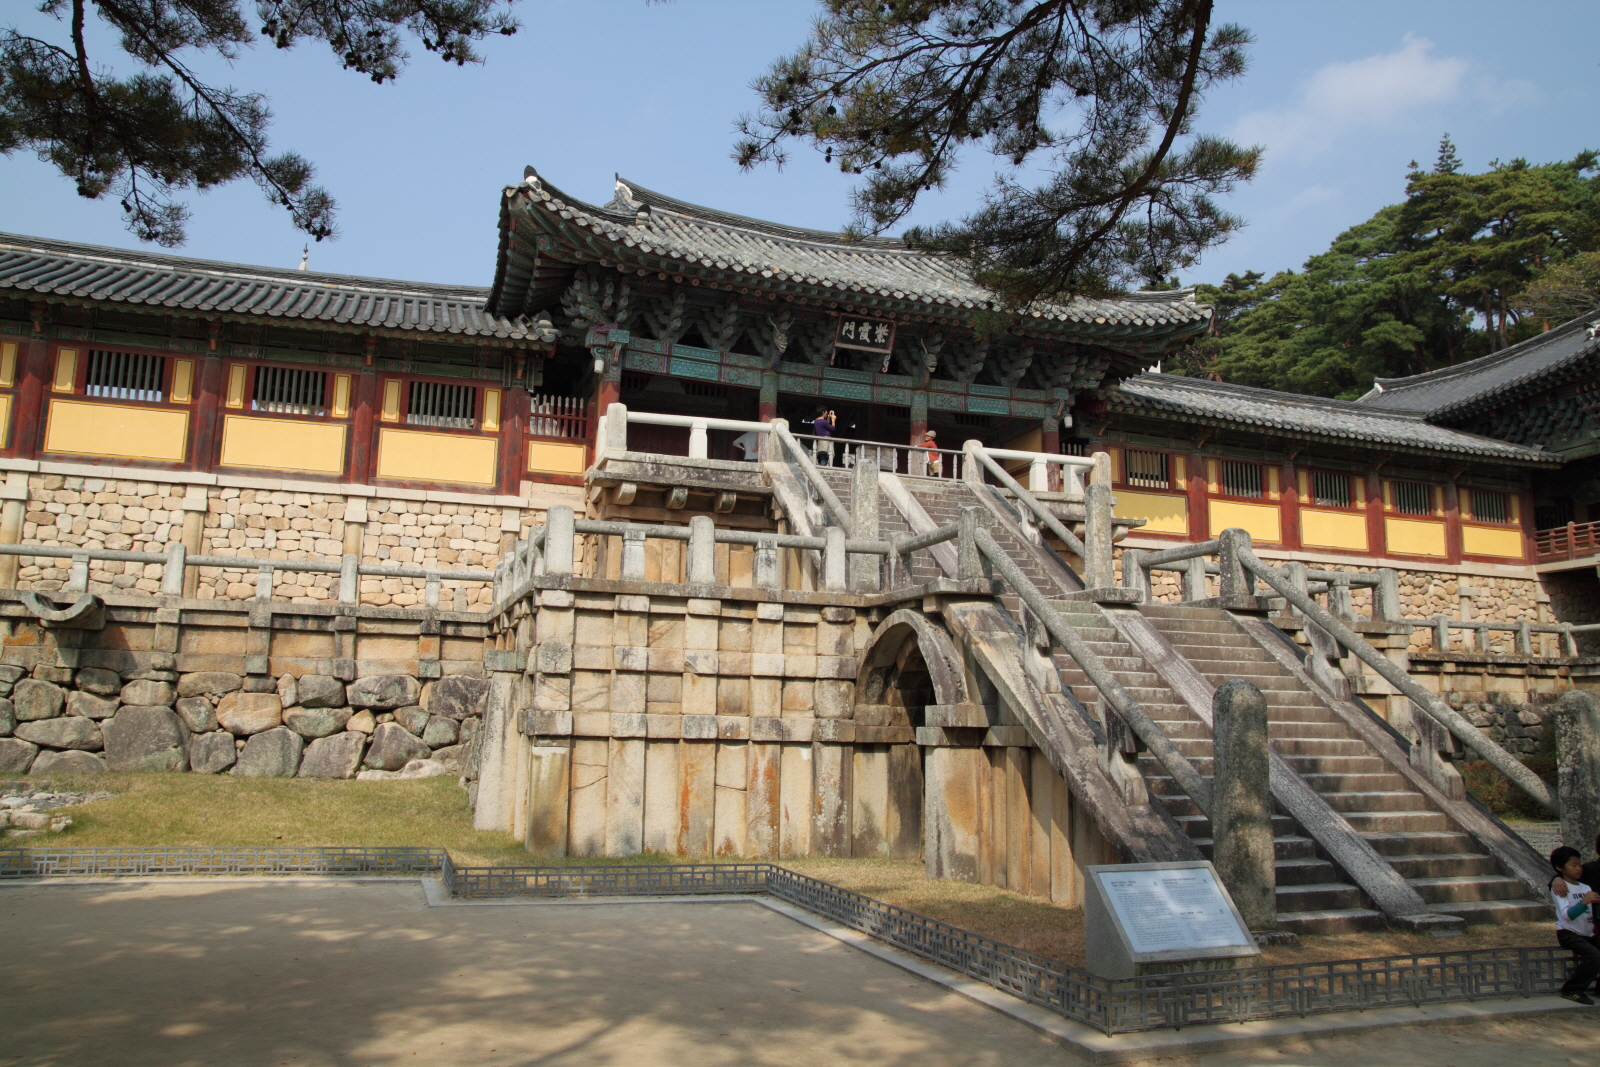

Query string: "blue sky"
[[2, 1, 1597, 290]]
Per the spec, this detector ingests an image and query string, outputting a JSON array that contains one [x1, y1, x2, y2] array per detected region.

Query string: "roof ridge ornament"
[[522, 166, 543, 193]]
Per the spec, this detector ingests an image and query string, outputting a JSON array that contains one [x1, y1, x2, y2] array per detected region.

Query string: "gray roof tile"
[[1114, 373, 1554, 464], [0, 233, 547, 342], [1358, 310, 1600, 418], [491, 170, 1213, 339]]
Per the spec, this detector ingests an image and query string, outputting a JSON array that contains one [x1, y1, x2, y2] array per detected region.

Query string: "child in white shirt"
[[1551, 846, 1600, 1005]]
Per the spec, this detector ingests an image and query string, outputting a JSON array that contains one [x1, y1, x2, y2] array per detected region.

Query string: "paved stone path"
[[0, 880, 1595, 1066]]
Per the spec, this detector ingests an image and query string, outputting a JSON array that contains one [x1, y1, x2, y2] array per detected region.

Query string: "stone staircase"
[[1139, 603, 1546, 928], [810, 467, 1546, 931]]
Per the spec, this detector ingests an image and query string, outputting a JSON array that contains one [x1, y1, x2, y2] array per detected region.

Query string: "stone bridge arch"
[[854, 609, 975, 729]]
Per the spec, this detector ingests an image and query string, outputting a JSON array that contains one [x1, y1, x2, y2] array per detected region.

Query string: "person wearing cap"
[[920, 429, 940, 477]]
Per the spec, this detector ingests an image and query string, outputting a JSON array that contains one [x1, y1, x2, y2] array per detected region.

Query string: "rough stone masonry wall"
[[12, 474, 583, 608]]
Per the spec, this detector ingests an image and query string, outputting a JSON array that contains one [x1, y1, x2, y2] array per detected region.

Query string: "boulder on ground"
[[103, 707, 188, 772], [67, 691, 119, 720], [15, 716, 103, 751], [0, 697, 13, 737], [295, 675, 346, 708], [284, 706, 353, 740], [75, 666, 123, 696], [429, 744, 465, 774], [176, 672, 242, 699], [12, 679, 65, 722], [30, 749, 107, 775], [119, 679, 176, 707], [0, 737, 38, 772], [363, 721, 431, 770], [216, 692, 283, 736], [276, 674, 298, 710], [393, 706, 430, 736], [346, 709, 376, 735], [187, 731, 238, 775], [298, 732, 367, 779], [346, 675, 420, 710], [174, 696, 218, 734], [422, 715, 459, 748], [356, 758, 447, 781], [425, 676, 490, 721], [232, 727, 304, 777]]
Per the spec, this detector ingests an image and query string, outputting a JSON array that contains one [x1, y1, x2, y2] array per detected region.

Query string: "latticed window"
[[1125, 449, 1169, 489], [1470, 488, 1509, 524], [1392, 480, 1433, 516], [1221, 460, 1263, 498], [252, 365, 327, 416], [1059, 439, 1088, 457], [86, 350, 164, 401], [407, 381, 476, 430], [1313, 471, 1351, 508]]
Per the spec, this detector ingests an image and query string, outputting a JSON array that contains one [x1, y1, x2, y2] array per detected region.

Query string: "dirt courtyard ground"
[[0, 879, 1596, 1067]]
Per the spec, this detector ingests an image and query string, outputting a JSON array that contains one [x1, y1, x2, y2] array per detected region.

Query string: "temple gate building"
[[0, 168, 1594, 934]]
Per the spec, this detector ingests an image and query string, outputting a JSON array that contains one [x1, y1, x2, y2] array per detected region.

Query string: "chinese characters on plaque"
[[834, 315, 895, 355]]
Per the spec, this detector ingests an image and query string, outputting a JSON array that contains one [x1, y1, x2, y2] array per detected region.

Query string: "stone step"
[[1190, 834, 1320, 861], [1267, 722, 1351, 740], [1277, 907, 1386, 935], [1360, 831, 1484, 857], [1318, 791, 1433, 814], [1408, 874, 1530, 905], [1271, 738, 1370, 757], [1175, 813, 1297, 838], [1430, 898, 1552, 925], [1299, 772, 1409, 793], [1384, 853, 1502, 879], [1272, 857, 1343, 887], [1275, 881, 1370, 913], [1342, 810, 1452, 833], [1278, 754, 1391, 774]]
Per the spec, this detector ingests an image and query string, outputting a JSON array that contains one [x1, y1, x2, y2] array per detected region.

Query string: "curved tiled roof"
[[489, 169, 1212, 343], [1358, 310, 1600, 418], [1113, 373, 1554, 464], [0, 233, 549, 342]]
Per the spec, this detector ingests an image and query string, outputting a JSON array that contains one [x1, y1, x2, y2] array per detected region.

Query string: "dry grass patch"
[[9, 774, 1559, 970]]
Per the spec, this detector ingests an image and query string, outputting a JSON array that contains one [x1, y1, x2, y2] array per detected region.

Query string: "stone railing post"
[[1083, 482, 1114, 590], [338, 554, 358, 604], [823, 526, 847, 592], [688, 418, 708, 460], [1373, 568, 1402, 623], [1434, 615, 1452, 652], [687, 515, 715, 585], [545, 505, 575, 575], [621, 528, 647, 581], [1212, 679, 1278, 934], [1121, 548, 1148, 598], [1028, 457, 1049, 493], [1181, 555, 1207, 601], [956, 506, 993, 581], [160, 542, 186, 598], [850, 455, 880, 593], [1556, 690, 1600, 857], [754, 537, 780, 590], [962, 440, 984, 487], [1217, 528, 1251, 602]]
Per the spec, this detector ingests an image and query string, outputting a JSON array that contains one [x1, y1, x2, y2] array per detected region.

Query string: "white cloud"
[[1233, 36, 1468, 158]]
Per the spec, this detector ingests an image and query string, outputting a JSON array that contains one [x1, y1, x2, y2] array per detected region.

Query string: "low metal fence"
[[0, 845, 447, 878], [0, 848, 1574, 1034]]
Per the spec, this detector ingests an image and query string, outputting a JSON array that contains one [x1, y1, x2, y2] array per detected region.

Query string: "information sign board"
[[1083, 861, 1260, 979]]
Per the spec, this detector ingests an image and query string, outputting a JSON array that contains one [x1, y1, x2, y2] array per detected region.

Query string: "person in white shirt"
[[732, 430, 762, 462], [1551, 846, 1600, 1004]]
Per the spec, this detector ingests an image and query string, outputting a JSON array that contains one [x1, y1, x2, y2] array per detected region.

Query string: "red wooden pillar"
[[1442, 481, 1464, 565], [12, 309, 51, 459], [1365, 470, 1388, 560], [499, 384, 528, 495], [1518, 486, 1537, 564], [190, 350, 225, 472], [758, 369, 778, 423], [349, 367, 378, 485], [1279, 461, 1301, 551], [1186, 449, 1209, 542]]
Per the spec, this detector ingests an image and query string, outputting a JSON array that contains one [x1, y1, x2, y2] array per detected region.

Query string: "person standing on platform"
[[812, 409, 836, 466], [920, 429, 940, 477], [1551, 846, 1600, 1005]]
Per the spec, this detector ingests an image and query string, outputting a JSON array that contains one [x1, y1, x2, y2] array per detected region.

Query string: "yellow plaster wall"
[[377, 428, 498, 486], [44, 399, 188, 462], [1208, 499, 1281, 543], [219, 415, 347, 474], [1299, 508, 1368, 551], [1462, 524, 1524, 559], [528, 440, 588, 476], [1113, 489, 1188, 535], [1385, 517, 1447, 557], [0, 395, 11, 449]]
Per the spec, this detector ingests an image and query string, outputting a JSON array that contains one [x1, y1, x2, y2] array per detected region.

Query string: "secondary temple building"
[[0, 168, 1596, 933]]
